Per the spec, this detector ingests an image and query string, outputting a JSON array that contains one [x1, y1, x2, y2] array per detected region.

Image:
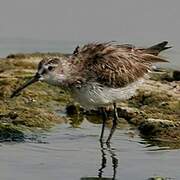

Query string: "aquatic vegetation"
[[122, 76, 180, 141], [0, 53, 179, 144], [0, 123, 24, 142], [0, 53, 69, 141]]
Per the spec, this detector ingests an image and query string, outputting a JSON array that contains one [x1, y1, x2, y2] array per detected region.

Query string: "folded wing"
[[72, 42, 170, 88]]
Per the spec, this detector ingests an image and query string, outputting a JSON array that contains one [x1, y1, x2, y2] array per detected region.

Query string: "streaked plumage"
[[68, 42, 169, 89]]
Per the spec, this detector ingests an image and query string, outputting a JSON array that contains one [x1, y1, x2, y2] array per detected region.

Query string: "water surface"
[[0, 38, 179, 180], [0, 119, 179, 180]]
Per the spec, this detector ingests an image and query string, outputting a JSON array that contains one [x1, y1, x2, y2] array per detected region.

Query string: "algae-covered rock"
[[0, 52, 69, 141], [149, 68, 180, 82], [0, 123, 24, 142], [173, 70, 180, 81], [147, 176, 168, 180], [122, 72, 180, 141], [127, 90, 179, 122], [139, 118, 180, 140], [0, 52, 180, 143]]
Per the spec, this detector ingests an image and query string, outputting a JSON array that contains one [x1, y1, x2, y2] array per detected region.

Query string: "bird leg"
[[106, 103, 118, 144], [99, 107, 107, 142]]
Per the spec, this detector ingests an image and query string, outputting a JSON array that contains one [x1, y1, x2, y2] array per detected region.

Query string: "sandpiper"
[[11, 41, 171, 143]]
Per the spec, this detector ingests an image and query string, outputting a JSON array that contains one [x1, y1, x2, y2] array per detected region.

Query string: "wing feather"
[[71, 42, 169, 88]]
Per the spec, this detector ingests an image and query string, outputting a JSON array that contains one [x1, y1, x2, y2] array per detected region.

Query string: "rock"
[[117, 107, 139, 120], [147, 176, 167, 180], [150, 68, 180, 82], [6, 53, 26, 59], [66, 104, 79, 115], [0, 52, 69, 141], [66, 104, 84, 115], [173, 70, 180, 81], [139, 118, 180, 140], [1, 53, 180, 143], [150, 70, 174, 82], [0, 124, 25, 142]]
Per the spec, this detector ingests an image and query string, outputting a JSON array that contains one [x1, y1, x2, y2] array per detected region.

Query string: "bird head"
[[11, 57, 66, 98]]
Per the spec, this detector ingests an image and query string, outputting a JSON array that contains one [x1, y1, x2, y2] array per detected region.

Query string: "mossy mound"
[[120, 74, 180, 141], [0, 53, 179, 143], [0, 124, 25, 142], [128, 89, 180, 121], [0, 53, 69, 141], [139, 119, 180, 141], [149, 68, 180, 82]]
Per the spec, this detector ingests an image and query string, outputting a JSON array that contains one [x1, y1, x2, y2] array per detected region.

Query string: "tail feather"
[[142, 54, 169, 63], [143, 41, 172, 55]]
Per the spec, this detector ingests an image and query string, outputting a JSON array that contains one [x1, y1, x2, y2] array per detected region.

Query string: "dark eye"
[[48, 66, 54, 71]]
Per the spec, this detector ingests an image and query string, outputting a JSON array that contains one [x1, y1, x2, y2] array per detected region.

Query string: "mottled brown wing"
[[73, 42, 168, 88]]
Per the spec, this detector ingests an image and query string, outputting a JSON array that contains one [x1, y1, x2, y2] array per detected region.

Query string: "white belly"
[[71, 79, 144, 109]]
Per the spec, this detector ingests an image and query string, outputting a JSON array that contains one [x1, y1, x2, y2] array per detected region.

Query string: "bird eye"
[[48, 66, 54, 71]]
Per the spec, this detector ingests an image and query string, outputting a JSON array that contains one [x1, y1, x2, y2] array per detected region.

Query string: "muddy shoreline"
[[0, 53, 179, 143]]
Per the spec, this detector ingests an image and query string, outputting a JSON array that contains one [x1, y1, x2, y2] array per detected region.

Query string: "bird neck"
[[60, 58, 85, 88]]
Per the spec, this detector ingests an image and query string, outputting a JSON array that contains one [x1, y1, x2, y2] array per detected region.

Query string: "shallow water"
[[0, 118, 180, 180], [0, 38, 180, 180]]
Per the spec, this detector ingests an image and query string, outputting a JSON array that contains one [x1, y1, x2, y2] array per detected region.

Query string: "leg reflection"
[[98, 141, 118, 180], [107, 143, 118, 180], [98, 141, 107, 178]]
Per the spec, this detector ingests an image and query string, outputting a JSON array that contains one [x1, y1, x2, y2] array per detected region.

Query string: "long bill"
[[10, 73, 40, 98]]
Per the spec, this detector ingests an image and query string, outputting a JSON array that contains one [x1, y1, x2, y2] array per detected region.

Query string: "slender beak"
[[11, 73, 41, 98]]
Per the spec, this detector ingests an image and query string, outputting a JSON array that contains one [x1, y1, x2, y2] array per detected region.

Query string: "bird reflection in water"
[[81, 141, 118, 180], [66, 106, 119, 179]]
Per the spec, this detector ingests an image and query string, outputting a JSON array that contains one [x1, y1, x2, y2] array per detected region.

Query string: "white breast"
[[71, 78, 145, 109]]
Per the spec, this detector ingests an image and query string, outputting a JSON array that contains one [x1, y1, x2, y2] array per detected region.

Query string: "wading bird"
[[11, 41, 171, 143]]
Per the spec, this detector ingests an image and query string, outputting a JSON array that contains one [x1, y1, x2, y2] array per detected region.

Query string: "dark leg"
[[106, 103, 118, 144], [100, 107, 107, 142]]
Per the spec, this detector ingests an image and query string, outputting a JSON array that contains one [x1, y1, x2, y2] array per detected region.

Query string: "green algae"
[[128, 89, 180, 122], [0, 53, 69, 141], [0, 52, 180, 143], [0, 123, 25, 142], [124, 74, 180, 142]]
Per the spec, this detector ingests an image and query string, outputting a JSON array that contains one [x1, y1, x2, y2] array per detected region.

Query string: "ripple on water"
[[0, 120, 179, 180]]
